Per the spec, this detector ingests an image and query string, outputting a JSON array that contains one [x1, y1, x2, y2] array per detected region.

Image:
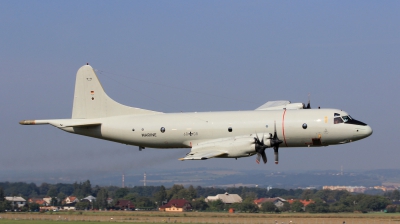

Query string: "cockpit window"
[[342, 116, 352, 123], [334, 117, 343, 124], [334, 113, 341, 117]]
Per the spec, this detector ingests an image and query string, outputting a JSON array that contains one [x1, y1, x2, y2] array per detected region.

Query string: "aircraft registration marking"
[[142, 133, 157, 137]]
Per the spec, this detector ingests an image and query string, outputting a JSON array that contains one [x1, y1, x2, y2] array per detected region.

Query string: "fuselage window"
[[228, 127, 232, 132], [334, 117, 343, 124]]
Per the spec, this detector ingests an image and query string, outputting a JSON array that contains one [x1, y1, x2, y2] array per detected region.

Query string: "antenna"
[[122, 173, 125, 188], [306, 93, 311, 109]]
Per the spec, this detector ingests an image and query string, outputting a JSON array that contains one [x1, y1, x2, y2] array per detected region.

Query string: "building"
[[63, 196, 79, 204], [254, 197, 286, 208], [28, 198, 48, 206], [159, 199, 192, 212], [374, 186, 398, 192], [107, 198, 114, 205], [287, 199, 315, 211], [206, 192, 242, 204], [5, 196, 26, 208], [323, 186, 367, 193], [43, 197, 52, 205], [82, 195, 96, 203], [114, 200, 135, 210], [62, 202, 76, 211]]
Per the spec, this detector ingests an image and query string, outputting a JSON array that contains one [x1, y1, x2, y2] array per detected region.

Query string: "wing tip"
[[19, 120, 36, 125]]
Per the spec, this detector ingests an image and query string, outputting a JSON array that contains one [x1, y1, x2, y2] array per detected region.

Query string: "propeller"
[[254, 134, 267, 164], [254, 121, 283, 164]]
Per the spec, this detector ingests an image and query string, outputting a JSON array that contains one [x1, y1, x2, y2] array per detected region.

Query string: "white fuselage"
[[59, 108, 372, 151]]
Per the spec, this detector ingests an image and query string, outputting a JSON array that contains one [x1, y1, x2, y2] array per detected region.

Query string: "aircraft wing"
[[179, 134, 256, 161], [179, 149, 228, 160], [256, 100, 304, 110], [179, 140, 230, 161]]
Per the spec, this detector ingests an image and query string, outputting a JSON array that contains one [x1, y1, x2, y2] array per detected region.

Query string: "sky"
[[1, 1, 399, 184]]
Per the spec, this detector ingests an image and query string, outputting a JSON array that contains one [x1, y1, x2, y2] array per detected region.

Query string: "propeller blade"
[[256, 153, 261, 164], [273, 121, 278, 139], [261, 151, 267, 164], [254, 134, 261, 145], [274, 149, 279, 164], [261, 134, 264, 145]]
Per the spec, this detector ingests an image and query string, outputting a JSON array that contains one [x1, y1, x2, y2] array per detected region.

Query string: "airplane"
[[20, 64, 373, 164]]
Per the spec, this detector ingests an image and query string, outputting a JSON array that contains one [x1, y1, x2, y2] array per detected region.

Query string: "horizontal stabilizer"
[[64, 122, 101, 127], [19, 119, 101, 128]]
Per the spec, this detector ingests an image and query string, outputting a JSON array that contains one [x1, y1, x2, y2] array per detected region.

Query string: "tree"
[[167, 185, 185, 200], [300, 190, 314, 200], [176, 188, 190, 199], [261, 201, 276, 213], [76, 201, 90, 210], [391, 190, 400, 200], [28, 203, 40, 212], [0, 200, 11, 212], [187, 185, 197, 200], [136, 196, 155, 208], [280, 202, 291, 212], [386, 205, 397, 213], [191, 198, 208, 211], [154, 185, 167, 205], [0, 187, 5, 202], [207, 199, 224, 211], [47, 186, 58, 198], [81, 180, 92, 197], [313, 189, 334, 202], [39, 183, 50, 196], [240, 198, 259, 213], [57, 192, 66, 201], [96, 188, 109, 210], [242, 192, 257, 201], [124, 193, 139, 203], [115, 188, 129, 199], [291, 200, 304, 212], [50, 197, 58, 206], [306, 203, 317, 213], [309, 199, 329, 213]]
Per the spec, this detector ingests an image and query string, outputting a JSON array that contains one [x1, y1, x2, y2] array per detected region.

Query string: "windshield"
[[342, 116, 352, 123], [335, 114, 367, 126]]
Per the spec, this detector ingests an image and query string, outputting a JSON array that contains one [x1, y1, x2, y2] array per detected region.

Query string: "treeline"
[[0, 181, 399, 213], [0, 181, 305, 199]]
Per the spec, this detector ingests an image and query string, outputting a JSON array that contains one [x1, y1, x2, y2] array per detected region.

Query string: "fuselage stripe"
[[282, 109, 288, 147]]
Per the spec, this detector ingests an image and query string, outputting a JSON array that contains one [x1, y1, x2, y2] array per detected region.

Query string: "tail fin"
[[72, 65, 160, 119]]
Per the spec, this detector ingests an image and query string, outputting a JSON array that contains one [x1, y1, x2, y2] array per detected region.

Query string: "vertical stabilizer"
[[72, 65, 160, 119]]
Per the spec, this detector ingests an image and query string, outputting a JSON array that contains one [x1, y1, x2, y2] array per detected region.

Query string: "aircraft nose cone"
[[353, 125, 373, 140], [364, 125, 373, 137]]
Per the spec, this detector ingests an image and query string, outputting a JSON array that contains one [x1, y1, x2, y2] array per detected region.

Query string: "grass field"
[[1, 211, 400, 224]]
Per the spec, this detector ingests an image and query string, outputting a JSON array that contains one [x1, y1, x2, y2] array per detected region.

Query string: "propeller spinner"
[[254, 121, 283, 164]]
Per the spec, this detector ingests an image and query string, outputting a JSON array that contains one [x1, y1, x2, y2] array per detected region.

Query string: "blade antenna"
[[306, 93, 311, 109]]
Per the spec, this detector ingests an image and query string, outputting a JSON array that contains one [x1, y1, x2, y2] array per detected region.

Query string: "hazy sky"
[[1, 1, 399, 183]]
